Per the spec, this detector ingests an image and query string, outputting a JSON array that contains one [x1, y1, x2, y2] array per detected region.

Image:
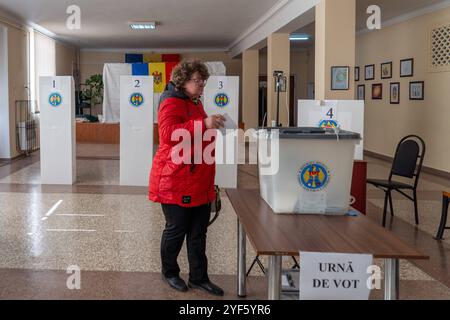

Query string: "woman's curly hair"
[[171, 60, 210, 91]]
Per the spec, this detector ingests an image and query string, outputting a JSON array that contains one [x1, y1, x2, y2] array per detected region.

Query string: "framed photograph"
[[357, 85, 365, 100], [365, 64, 375, 80], [355, 66, 360, 82], [381, 62, 393, 79], [372, 83, 383, 100], [331, 66, 350, 90], [400, 58, 414, 77], [390, 82, 400, 104], [409, 81, 424, 100]]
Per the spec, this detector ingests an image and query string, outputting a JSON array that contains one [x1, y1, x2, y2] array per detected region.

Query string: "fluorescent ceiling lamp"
[[290, 34, 309, 41], [129, 22, 156, 30]]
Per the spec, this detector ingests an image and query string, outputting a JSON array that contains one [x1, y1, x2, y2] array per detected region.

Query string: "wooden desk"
[[76, 122, 120, 144], [226, 189, 428, 300]]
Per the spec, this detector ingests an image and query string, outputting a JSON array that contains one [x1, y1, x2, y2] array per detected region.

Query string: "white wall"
[[0, 25, 10, 158], [0, 21, 78, 160], [356, 6, 450, 173]]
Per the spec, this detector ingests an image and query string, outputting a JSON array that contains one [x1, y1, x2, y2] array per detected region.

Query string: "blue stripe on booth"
[[125, 53, 143, 63], [132, 63, 149, 76]]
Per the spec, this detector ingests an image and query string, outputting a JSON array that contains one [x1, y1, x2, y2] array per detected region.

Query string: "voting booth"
[[39, 76, 76, 185], [120, 76, 154, 186], [203, 76, 239, 188], [297, 100, 364, 160], [258, 127, 361, 215]]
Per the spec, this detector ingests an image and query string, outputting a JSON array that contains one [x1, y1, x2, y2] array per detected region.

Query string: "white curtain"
[[102, 63, 132, 123], [33, 31, 56, 112]]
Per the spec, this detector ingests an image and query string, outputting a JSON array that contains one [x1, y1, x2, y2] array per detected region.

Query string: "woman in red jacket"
[[149, 60, 225, 296]]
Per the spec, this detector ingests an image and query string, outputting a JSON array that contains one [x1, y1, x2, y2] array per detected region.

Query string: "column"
[[315, 0, 356, 100], [267, 33, 290, 127], [242, 49, 259, 130]]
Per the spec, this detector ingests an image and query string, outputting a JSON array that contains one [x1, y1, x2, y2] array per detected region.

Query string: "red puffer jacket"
[[149, 82, 216, 207]]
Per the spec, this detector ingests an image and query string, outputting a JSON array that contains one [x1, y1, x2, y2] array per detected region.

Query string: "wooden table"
[[226, 189, 428, 300]]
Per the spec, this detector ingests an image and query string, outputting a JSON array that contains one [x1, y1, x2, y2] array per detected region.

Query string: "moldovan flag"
[[162, 54, 180, 63], [149, 63, 166, 93], [165, 62, 179, 83], [144, 53, 162, 63]]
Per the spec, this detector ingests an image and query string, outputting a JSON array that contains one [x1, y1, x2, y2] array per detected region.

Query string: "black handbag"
[[209, 185, 221, 226]]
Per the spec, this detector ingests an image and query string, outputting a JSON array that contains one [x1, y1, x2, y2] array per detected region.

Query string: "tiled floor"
[[0, 145, 449, 300], [77, 143, 120, 160]]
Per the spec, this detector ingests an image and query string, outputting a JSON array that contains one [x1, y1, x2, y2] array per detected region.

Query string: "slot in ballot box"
[[258, 127, 361, 215]]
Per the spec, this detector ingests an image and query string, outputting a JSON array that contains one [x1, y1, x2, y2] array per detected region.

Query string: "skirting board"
[[364, 150, 450, 180]]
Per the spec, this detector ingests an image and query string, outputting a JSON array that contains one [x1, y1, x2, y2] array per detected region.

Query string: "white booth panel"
[[203, 76, 239, 188], [120, 76, 154, 186], [298, 100, 365, 160], [39, 76, 76, 185]]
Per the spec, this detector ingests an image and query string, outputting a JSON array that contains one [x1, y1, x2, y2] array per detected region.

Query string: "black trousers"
[[161, 204, 211, 283]]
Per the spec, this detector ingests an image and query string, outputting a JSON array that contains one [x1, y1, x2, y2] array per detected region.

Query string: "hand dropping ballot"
[[219, 113, 238, 133]]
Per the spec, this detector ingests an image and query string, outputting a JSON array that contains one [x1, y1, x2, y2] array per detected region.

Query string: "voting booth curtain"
[[102, 62, 226, 123]]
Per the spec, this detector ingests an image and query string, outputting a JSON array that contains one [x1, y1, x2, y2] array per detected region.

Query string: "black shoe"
[[188, 280, 224, 296], [163, 276, 188, 292]]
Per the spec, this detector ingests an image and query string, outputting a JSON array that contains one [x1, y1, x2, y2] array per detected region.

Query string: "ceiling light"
[[129, 22, 156, 30], [290, 34, 309, 41]]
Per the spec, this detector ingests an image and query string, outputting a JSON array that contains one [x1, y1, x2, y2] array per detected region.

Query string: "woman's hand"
[[204, 115, 226, 129]]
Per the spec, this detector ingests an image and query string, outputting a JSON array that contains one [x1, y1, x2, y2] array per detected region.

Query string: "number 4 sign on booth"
[[320, 101, 339, 129]]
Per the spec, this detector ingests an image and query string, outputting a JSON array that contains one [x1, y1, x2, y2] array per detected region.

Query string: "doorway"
[[258, 75, 296, 127]]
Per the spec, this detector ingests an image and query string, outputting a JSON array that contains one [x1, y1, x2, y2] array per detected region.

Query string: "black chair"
[[75, 87, 92, 116], [367, 135, 426, 227], [435, 192, 450, 240]]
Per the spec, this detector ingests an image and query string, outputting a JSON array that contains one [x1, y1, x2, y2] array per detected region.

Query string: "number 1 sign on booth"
[[39, 76, 76, 185]]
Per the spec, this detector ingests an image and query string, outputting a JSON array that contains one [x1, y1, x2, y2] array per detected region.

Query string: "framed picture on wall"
[[410, 81, 424, 100], [355, 66, 360, 82], [372, 83, 383, 99], [357, 85, 365, 100], [365, 64, 375, 80], [390, 82, 400, 104], [400, 58, 414, 77], [381, 62, 393, 79], [331, 66, 350, 90]]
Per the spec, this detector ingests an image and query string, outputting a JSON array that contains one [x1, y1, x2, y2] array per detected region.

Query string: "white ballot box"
[[39, 76, 76, 185], [203, 76, 239, 188], [120, 76, 154, 186], [258, 127, 361, 215]]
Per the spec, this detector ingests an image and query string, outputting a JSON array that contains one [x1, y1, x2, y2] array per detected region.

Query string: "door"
[[258, 75, 296, 127]]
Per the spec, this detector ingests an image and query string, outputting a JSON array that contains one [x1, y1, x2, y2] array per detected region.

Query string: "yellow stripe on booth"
[[149, 63, 166, 93], [144, 54, 162, 63]]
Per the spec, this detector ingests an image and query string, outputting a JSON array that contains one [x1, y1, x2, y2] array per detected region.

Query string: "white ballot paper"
[[220, 113, 238, 133]]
